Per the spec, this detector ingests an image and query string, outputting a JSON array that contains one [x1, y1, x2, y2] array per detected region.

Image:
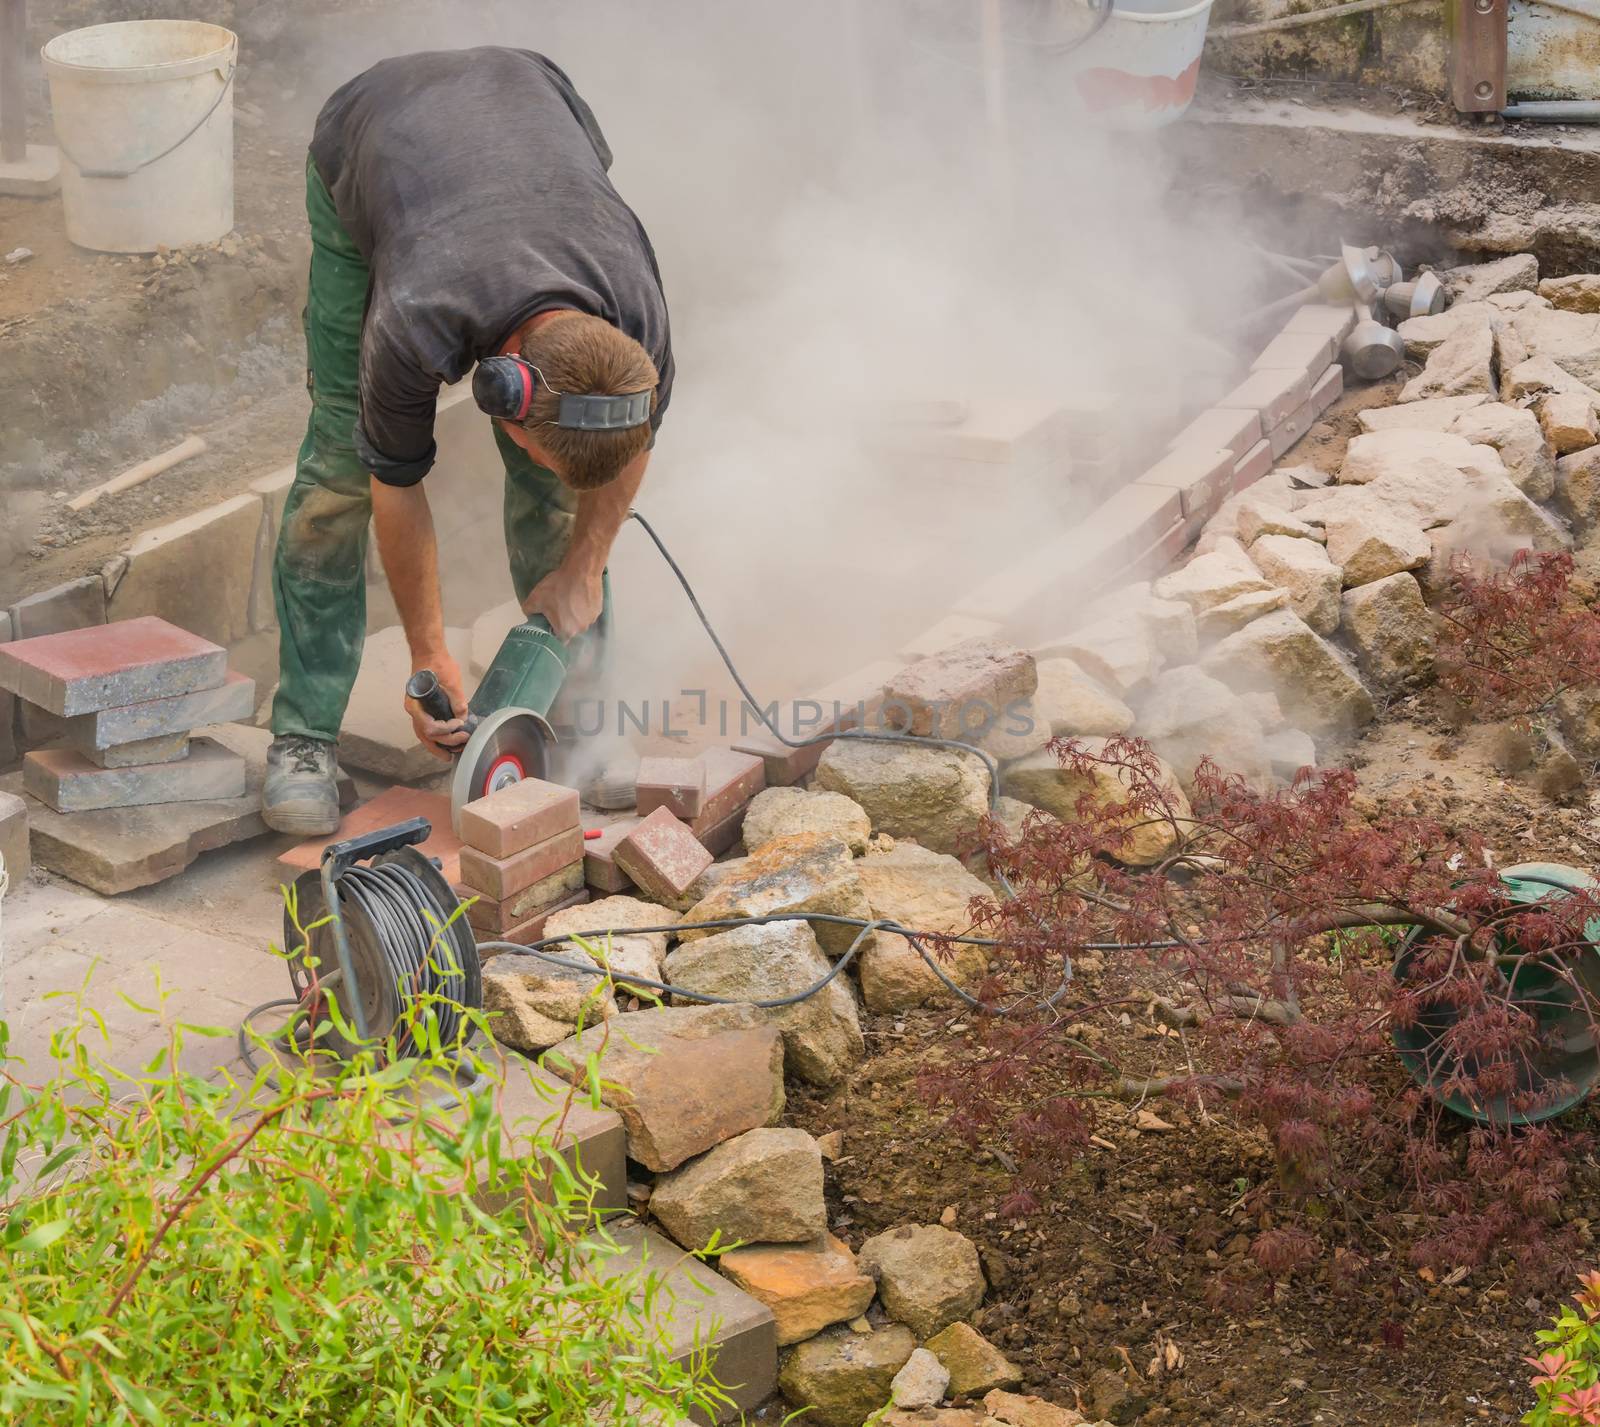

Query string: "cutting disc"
[[450, 706, 557, 831]]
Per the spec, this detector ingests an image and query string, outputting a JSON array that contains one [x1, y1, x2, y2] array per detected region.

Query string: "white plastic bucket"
[[1060, 0, 1216, 129], [42, 20, 237, 253]]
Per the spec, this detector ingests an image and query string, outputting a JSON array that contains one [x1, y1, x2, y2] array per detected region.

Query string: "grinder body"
[[469, 618, 571, 723]]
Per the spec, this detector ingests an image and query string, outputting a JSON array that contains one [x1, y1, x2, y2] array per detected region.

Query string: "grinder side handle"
[[406, 668, 459, 724]]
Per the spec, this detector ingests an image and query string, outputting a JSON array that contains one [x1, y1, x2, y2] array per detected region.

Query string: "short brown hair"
[[517, 314, 658, 491]]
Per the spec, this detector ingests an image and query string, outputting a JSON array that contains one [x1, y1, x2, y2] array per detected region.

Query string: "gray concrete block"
[[60, 670, 255, 750], [9, 577, 108, 750], [24, 737, 246, 813], [0, 789, 29, 885], [592, 1221, 777, 1422], [0, 617, 227, 717], [108, 494, 265, 648], [81, 732, 190, 769]]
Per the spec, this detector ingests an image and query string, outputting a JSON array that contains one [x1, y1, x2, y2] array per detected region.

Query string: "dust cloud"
[[292, 0, 1270, 755]]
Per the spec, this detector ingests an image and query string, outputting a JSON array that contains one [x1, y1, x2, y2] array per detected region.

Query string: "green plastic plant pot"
[[1391, 862, 1600, 1126]]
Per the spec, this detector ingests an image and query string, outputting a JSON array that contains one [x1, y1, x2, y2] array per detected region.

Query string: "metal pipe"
[[1502, 99, 1600, 121]]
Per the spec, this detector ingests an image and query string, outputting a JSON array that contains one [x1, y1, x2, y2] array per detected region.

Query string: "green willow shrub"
[[0, 982, 723, 1425], [1525, 1273, 1600, 1426]]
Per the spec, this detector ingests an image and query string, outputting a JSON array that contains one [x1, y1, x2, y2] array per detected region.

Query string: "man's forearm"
[[564, 450, 649, 574], [370, 478, 449, 663]]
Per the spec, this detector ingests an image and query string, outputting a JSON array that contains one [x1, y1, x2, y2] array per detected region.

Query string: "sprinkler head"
[[1342, 304, 1406, 380], [1313, 243, 1381, 305], [1384, 272, 1447, 321], [1366, 246, 1404, 291]]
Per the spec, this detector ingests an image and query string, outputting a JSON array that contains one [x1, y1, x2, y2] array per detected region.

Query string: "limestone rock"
[[1136, 594, 1200, 663], [1323, 503, 1431, 587], [973, 697, 1052, 761], [544, 894, 673, 994], [881, 638, 1036, 738], [1512, 306, 1600, 387], [743, 786, 872, 857], [650, 1127, 825, 1250], [666, 921, 865, 1088], [1399, 320, 1495, 402], [1201, 609, 1375, 735], [480, 976, 580, 1053], [891, 1349, 951, 1410], [542, 1005, 785, 1172], [984, 1389, 1090, 1427], [925, 1322, 1023, 1396], [1239, 689, 1286, 730], [1338, 428, 1486, 487], [1445, 253, 1539, 304], [682, 832, 872, 958], [1134, 665, 1268, 791], [814, 740, 990, 859], [1450, 403, 1555, 502], [1540, 392, 1599, 455], [1495, 317, 1531, 375], [1194, 587, 1285, 639], [481, 942, 616, 1051], [1134, 664, 1236, 741], [778, 1324, 917, 1427], [1502, 355, 1600, 408], [853, 843, 993, 1012], [1555, 686, 1600, 762], [1556, 448, 1600, 531], [1455, 472, 1571, 553], [720, 1235, 877, 1347], [1264, 727, 1318, 780], [1152, 540, 1275, 616], [858, 1224, 986, 1339], [1249, 533, 1342, 635], [1357, 393, 1490, 434], [1342, 573, 1435, 693], [1540, 274, 1600, 314], [1236, 498, 1317, 545], [1395, 302, 1494, 362], [1002, 740, 1190, 867], [1031, 659, 1134, 737], [1048, 615, 1158, 695]]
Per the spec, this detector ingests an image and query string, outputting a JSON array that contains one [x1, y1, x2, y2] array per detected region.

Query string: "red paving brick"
[[881, 637, 1036, 738], [459, 867, 587, 935], [687, 748, 765, 835], [277, 786, 463, 885], [0, 616, 226, 717], [694, 804, 748, 857], [614, 806, 713, 901], [1232, 439, 1274, 492], [634, 755, 707, 819], [584, 817, 639, 893], [459, 825, 586, 902], [731, 730, 831, 788], [457, 777, 580, 857]]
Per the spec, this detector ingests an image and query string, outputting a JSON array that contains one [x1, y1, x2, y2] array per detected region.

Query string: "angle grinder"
[[406, 595, 608, 832]]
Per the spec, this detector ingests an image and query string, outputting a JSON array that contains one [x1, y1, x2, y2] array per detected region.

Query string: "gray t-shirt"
[[309, 47, 674, 486]]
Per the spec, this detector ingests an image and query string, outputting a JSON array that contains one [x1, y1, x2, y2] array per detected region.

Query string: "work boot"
[[262, 735, 341, 836]]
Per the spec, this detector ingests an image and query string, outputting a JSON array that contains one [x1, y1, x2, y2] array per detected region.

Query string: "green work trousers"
[[271, 156, 588, 743]]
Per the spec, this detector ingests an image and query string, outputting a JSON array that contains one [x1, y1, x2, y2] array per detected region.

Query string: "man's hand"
[[523, 561, 605, 641], [406, 649, 470, 759]]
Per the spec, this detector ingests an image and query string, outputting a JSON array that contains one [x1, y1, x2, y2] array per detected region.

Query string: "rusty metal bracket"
[[1448, 0, 1508, 113]]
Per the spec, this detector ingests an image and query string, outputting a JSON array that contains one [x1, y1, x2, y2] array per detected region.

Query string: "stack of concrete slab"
[[456, 777, 590, 945], [587, 746, 766, 896], [0, 617, 256, 815]]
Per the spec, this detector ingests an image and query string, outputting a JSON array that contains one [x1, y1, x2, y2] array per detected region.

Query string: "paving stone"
[[107, 493, 264, 648], [854, 842, 992, 1012], [880, 638, 1036, 739], [279, 784, 460, 885], [1136, 445, 1233, 518], [1254, 331, 1337, 384], [925, 1322, 1023, 1396], [682, 832, 873, 959], [542, 1004, 786, 1171], [732, 729, 831, 787], [1232, 437, 1273, 492], [1540, 392, 1599, 455], [596, 1221, 778, 1420], [1285, 302, 1358, 343], [9, 574, 106, 641], [58, 670, 254, 750], [694, 803, 748, 857], [666, 920, 865, 1087], [1450, 403, 1555, 501], [614, 805, 714, 903], [779, 1324, 918, 1427], [634, 754, 707, 819], [742, 786, 871, 856], [583, 816, 638, 892], [336, 624, 473, 781], [1342, 572, 1435, 693], [1216, 365, 1310, 429], [80, 731, 190, 769], [469, 887, 588, 950], [1201, 609, 1376, 735], [720, 1234, 876, 1346], [814, 739, 990, 859], [1357, 393, 1490, 434], [463, 859, 585, 934], [0, 616, 226, 717], [457, 776, 580, 857], [1165, 405, 1262, 460], [24, 737, 245, 813], [651, 1126, 826, 1250], [459, 825, 585, 901], [0, 789, 29, 884], [859, 1223, 987, 1339], [685, 747, 765, 836], [1310, 360, 1343, 412], [543, 893, 672, 992]]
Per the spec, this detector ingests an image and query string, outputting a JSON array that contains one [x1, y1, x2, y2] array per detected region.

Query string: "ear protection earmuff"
[[472, 355, 652, 431]]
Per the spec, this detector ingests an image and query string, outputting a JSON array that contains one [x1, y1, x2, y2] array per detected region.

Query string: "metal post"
[[1447, 0, 1508, 114], [0, 0, 25, 166]]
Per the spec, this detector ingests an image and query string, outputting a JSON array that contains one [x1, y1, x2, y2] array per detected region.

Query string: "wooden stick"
[[68, 435, 208, 513]]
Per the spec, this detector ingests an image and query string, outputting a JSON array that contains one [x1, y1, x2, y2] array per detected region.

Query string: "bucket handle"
[[56, 63, 236, 180]]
